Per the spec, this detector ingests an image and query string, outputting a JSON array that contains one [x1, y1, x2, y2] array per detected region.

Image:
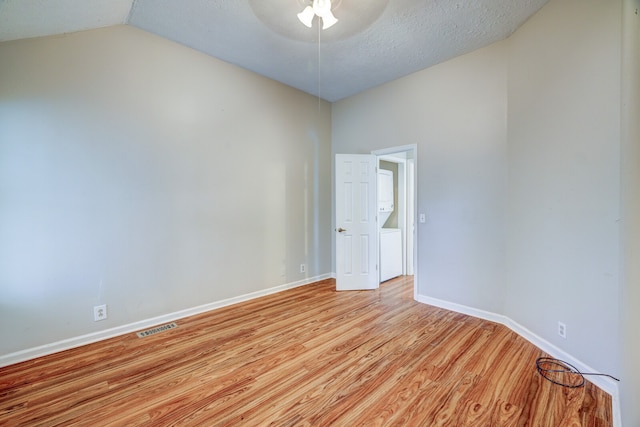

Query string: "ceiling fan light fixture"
[[320, 10, 338, 29], [250, 0, 387, 42], [297, 6, 314, 28], [312, 0, 331, 15], [298, 0, 338, 30]]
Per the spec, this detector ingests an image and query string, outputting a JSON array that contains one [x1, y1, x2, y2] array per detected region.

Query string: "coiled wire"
[[536, 357, 620, 388]]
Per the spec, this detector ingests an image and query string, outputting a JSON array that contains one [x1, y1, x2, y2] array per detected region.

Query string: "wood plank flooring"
[[0, 276, 612, 426]]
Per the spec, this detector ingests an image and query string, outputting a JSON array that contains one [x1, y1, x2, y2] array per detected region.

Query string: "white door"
[[335, 154, 378, 291]]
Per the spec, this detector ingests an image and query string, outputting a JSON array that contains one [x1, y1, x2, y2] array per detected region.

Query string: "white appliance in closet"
[[380, 228, 402, 282], [378, 169, 402, 282]]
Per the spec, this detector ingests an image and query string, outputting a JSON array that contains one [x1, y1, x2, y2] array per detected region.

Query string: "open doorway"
[[373, 145, 417, 298], [334, 144, 417, 298]]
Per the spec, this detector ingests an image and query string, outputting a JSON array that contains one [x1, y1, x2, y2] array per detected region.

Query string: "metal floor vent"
[[136, 322, 178, 338]]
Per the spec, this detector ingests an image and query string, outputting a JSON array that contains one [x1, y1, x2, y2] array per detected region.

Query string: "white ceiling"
[[0, 0, 549, 102]]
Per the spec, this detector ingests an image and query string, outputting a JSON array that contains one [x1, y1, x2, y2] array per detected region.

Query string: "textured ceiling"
[[0, 0, 549, 101]]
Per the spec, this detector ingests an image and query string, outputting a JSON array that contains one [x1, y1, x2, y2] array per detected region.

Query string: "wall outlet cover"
[[94, 304, 108, 321], [558, 321, 566, 339]]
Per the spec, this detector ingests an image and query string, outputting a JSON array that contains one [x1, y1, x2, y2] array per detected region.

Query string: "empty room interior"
[[1, 0, 639, 425]]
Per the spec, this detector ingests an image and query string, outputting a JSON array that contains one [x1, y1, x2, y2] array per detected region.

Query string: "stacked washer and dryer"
[[378, 169, 403, 282]]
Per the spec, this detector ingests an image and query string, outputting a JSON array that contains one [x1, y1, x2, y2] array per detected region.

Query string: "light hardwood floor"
[[0, 276, 612, 426]]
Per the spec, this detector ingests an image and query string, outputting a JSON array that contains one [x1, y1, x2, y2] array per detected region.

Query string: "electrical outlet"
[[558, 321, 566, 339], [94, 304, 108, 321], [300, 263, 306, 273]]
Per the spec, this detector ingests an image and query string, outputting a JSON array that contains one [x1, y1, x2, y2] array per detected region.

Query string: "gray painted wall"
[[332, 41, 509, 314], [505, 0, 621, 378], [0, 25, 332, 356], [620, 0, 640, 424]]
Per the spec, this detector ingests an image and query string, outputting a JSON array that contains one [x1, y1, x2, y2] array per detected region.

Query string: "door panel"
[[335, 154, 378, 291]]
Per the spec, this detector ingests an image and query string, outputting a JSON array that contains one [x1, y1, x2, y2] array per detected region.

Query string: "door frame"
[[372, 144, 418, 300]]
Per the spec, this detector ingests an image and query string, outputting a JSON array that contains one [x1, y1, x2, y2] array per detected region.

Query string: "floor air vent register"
[[136, 322, 178, 338]]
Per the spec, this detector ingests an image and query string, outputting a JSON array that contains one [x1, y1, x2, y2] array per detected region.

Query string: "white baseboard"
[[0, 274, 332, 368], [416, 294, 621, 427], [416, 294, 509, 325]]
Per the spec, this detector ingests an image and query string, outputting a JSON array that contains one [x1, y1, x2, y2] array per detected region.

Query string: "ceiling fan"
[[297, 0, 338, 30]]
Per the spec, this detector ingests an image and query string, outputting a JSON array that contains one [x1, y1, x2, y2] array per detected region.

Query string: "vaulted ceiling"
[[0, 0, 549, 101]]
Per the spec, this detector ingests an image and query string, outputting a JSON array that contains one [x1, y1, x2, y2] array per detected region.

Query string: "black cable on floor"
[[536, 357, 620, 388]]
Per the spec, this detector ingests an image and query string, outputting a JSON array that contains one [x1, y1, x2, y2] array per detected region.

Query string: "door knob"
[[337, 227, 347, 233]]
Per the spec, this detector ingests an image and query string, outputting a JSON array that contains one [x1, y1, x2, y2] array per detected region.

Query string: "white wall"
[[506, 0, 621, 377], [620, 0, 640, 424], [0, 25, 332, 358], [332, 42, 508, 314]]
